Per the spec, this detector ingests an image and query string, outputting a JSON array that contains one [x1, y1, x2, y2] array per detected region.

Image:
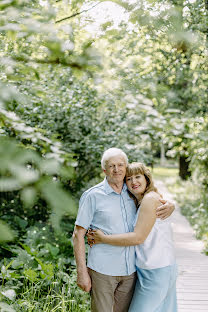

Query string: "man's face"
[[104, 156, 126, 184]]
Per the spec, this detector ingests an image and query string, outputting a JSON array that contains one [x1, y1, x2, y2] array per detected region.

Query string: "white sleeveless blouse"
[[134, 208, 176, 269]]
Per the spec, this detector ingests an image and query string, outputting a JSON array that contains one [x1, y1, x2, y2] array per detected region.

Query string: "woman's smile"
[[126, 174, 147, 197], [132, 185, 139, 189]]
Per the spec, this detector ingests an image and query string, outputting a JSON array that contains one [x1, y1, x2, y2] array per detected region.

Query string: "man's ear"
[[103, 169, 106, 175]]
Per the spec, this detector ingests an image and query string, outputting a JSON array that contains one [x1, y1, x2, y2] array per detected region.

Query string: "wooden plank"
[[177, 289, 208, 293], [178, 304, 208, 308], [178, 308, 208, 311], [177, 293, 208, 300]]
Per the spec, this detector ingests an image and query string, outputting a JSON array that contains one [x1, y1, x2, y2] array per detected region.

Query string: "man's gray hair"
[[101, 148, 128, 170]]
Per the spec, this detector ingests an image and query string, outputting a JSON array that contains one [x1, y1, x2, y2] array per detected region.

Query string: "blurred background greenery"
[[0, 0, 207, 310]]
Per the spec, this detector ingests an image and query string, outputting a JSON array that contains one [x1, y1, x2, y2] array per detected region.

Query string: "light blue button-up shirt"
[[75, 178, 136, 276]]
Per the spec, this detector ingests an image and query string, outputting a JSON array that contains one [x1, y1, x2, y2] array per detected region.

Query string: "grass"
[[152, 166, 179, 181], [1, 268, 91, 312]]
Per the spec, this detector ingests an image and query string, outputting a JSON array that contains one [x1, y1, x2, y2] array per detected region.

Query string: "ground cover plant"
[[0, 222, 90, 311]]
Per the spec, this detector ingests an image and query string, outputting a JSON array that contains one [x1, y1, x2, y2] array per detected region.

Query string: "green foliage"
[[0, 221, 91, 311], [0, 221, 14, 243], [189, 117, 208, 189], [166, 177, 208, 255], [0, 0, 101, 73], [0, 0, 208, 308], [0, 137, 77, 236]]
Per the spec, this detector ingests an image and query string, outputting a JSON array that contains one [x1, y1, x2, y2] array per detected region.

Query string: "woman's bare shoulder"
[[143, 191, 161, 204]]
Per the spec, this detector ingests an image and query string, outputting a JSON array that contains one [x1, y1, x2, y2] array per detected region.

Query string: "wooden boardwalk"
[[156, 181, 208, 312]]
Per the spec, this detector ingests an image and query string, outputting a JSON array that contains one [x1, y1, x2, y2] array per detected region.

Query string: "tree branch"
[[55, 2, 100, 24], [13, 55, 83, 69]]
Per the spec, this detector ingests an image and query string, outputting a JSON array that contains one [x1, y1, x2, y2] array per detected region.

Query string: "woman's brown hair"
[[126, 162, 160, 207]]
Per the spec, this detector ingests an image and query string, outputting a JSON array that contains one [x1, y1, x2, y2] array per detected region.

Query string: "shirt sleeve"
[[75, 191, 95, 230]]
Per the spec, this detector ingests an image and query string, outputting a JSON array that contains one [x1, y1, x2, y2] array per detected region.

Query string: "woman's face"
[[126, 173, 147, 198]]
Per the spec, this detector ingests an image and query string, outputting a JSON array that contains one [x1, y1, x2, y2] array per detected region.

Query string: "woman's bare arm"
[[88, 193, 160, 247]]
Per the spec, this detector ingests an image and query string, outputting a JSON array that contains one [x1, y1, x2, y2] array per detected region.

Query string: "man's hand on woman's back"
[[156, 199, 175, 220]]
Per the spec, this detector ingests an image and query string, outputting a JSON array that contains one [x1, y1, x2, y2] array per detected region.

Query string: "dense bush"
[[0, 224, 90, 311]]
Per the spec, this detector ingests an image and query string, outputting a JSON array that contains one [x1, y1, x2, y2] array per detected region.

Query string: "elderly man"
[[73, 148, 174, 312]]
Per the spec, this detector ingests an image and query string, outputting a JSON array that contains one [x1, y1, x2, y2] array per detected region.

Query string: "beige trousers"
[[88, 269, 137, 312]]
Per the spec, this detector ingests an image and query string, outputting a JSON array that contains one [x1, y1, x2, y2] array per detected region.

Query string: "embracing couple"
[[73, 148, 177, 312]]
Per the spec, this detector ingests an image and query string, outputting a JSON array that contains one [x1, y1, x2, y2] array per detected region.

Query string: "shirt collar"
[[104, 177, 127, 194]]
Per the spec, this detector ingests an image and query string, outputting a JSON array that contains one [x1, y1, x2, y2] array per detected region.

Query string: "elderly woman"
[[88, 162, 177, 312]]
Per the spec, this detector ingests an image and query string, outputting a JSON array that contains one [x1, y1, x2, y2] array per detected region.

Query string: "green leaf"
[[100, 0, 135, 11], [0, 302, 16, 312], [11, 259, 24, 270], [14, 216, 28, 229], [39, 178, 77, 230], [23, 269, 38, 283], [59, 166, 75, 179], [0, 0, 16, 10], [0, 178, 21, 192], [35, 258, 54, 279], [21, 187, 37, 208], [39, 159, 60, 175], [1, 289, 16, 301], [20, 243, 37, 256], [0, 221, 14, 243], [40, 263, 54, 279], [45, 243, 59, 257]]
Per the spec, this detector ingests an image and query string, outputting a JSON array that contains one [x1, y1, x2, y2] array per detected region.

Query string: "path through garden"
[[156, 180, 208, 312]]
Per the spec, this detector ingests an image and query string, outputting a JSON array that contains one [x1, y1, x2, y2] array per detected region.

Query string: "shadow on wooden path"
[[156, 180, 208, 312]]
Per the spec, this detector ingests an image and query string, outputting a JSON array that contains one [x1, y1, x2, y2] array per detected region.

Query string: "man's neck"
[[107, 179, 124, 194]]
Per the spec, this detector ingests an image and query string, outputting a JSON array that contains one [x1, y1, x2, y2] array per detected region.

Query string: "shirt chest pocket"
[[93, 195, 126, 231], [95, 207, 115, 225]]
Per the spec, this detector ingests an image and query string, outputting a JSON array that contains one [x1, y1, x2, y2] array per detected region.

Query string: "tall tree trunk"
[[205, 0, 208, 42], [160, 141, 166, 166], [179, 155, 191, 180]]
